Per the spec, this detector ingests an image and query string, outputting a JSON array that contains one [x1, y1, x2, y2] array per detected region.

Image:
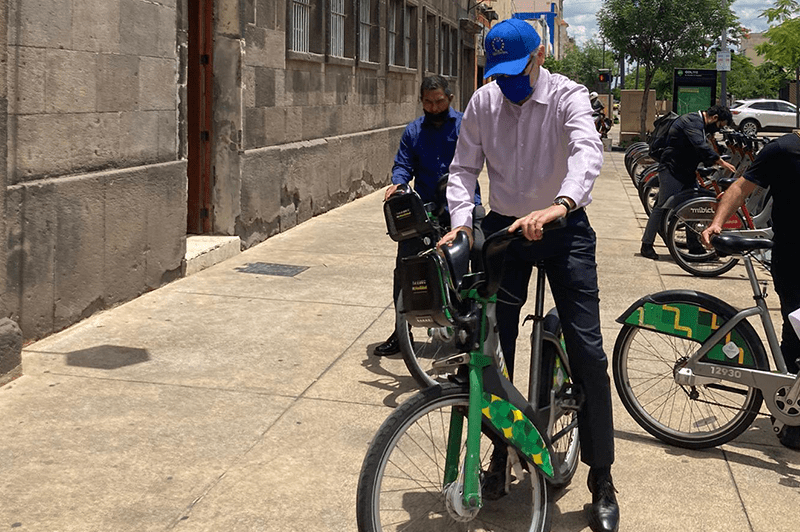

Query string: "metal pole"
[[720, 26, 728, 106]]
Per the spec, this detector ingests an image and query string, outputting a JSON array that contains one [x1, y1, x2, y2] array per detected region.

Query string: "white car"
[[730, 99, 799, 136]]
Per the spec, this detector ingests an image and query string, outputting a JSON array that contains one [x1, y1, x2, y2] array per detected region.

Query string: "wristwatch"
[[553, 196, 573, 213]]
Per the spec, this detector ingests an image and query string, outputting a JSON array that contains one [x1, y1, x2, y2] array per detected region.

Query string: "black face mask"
[[424, 109, 450, 123]]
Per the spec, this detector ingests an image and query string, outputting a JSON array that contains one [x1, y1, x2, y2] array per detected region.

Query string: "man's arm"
[[700, 177, 757, 247], [386, 126, 416, 200], [438, 97, 484, 248], [555, 84, 604, 210]]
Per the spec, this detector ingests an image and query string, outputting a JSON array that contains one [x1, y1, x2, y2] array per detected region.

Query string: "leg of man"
[[641, 169, 688, 257], [480, 211, 533, 382], [772, 245, 800, 374], [543, 212, 614, 467]]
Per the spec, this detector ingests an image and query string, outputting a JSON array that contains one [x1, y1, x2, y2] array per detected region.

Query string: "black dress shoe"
[[374, 333, 401, 357], [779, 425, 800, 450], [587, 469, 620, 532], [640, 243, 659, 261]]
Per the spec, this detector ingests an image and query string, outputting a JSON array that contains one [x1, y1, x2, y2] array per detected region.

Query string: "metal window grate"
[[235, 263, 309, 277], [291, 0, 310, 52], [331, 0, 345, 58], [404, 8, 411, 67], [388, 0, 397, 65], [359, 0, 370, 61]]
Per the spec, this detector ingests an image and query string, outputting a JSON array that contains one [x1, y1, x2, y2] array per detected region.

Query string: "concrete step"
[[182, 235, 242, 276]]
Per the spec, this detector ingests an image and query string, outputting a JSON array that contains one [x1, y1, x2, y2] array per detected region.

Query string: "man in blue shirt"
[[374, 75, 482, 356]]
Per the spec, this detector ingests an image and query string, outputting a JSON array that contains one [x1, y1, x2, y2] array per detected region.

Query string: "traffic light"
[[598, 71, 611, 83]]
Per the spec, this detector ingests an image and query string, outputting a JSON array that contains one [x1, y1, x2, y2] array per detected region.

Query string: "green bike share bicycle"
[[358, 188, 581, 532]]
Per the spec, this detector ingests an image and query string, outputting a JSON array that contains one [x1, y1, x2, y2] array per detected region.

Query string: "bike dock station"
[[0, 145, 796, 531]]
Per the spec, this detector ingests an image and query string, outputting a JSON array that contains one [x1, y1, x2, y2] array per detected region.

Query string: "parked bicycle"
[[357, 220, 581, 532], [384, 179, 459, 388], [612, 234, 798, 448]]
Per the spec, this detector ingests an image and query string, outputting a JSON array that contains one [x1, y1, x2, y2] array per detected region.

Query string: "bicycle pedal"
[[557, 384, 584, 411]]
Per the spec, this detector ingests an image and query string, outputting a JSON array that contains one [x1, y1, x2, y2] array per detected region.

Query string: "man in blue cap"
[[440, 18, 619, 532]]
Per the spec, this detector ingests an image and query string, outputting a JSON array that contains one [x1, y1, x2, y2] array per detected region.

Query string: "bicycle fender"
[[616, 290, 763, 369], [661, 187, 715, 211], [481, 366, 554, 478]]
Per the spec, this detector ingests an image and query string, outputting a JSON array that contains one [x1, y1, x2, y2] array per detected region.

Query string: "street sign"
[[716, 51, 731, 72]]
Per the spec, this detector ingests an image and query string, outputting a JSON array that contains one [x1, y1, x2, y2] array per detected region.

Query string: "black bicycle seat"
[[441, 230, 470, 290], [717, 176, 738, 189], [712, 234, 774, 256]]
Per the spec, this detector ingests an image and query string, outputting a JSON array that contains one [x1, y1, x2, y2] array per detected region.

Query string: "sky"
[[562, 0, 773, 48]]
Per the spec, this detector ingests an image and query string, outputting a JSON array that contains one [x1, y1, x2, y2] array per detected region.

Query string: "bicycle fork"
[[442, 353, 491, 515]]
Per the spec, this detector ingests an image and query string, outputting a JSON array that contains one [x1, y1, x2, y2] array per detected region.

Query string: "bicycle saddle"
[[711, 234, 774, 256], [440, 230, 470, 291]]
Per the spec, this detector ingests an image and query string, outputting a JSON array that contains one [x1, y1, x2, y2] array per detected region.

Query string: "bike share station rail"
[[0, 150, 797, 531]]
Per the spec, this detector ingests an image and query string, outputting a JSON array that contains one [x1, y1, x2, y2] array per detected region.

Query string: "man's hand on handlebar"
[[510, 204, 568, 241], [701, 222, 723, 249], [384, 184, 400, 201], [438, 226, 473, 248]]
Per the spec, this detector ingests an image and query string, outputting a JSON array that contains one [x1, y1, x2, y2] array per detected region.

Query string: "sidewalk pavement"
[[1, 150, 798, 532]]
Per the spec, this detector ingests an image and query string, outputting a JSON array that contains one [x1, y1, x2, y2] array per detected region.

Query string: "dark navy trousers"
[[482, 209, 615, 468]]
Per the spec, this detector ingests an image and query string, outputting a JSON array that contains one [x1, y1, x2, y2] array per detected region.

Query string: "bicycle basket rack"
[[383, 187, 434, 242], [399, 251, 458, 327]]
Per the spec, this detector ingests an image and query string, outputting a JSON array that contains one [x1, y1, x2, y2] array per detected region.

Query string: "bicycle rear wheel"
[[665, 212, 741, 277], [357, 384, 553, 532], [396, 292, 461, 388], [613, 301, 767, 449], [539, 312, 579, 489]]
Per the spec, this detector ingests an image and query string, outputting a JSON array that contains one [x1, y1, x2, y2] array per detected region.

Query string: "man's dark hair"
[[420, 75, 452, 98], [706, 105, 733, 124]]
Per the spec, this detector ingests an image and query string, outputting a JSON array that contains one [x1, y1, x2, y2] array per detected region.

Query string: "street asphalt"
[[1, 145, 798, 531]]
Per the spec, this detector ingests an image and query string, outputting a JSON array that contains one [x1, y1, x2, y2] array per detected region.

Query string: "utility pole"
[[719, 26, 728, 106]]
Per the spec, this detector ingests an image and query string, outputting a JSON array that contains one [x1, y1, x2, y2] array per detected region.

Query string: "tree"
[[598, 0, 737, 136], [543, 39, 616, 91], [756, 0, 800, 126]]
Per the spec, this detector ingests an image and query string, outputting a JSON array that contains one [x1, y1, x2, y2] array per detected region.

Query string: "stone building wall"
[[2, 0, 187, 341], [0, 0, 480, 361]]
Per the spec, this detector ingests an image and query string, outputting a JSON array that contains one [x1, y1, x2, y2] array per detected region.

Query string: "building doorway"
[[186, 0, 214, 234]]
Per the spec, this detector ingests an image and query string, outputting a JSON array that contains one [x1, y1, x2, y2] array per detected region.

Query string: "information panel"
[[672, 69, 717, 114]]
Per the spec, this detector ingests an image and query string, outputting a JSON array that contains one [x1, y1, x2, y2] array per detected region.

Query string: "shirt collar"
[[527, 66, 551, 105]]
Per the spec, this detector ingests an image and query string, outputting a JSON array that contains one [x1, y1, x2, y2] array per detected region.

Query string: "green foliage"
[[543, 39, 616, 91], [756, 0, 800, 70], [598, 0, 738, 135]]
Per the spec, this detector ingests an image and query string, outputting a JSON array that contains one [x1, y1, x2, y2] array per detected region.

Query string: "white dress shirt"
[[447, 67, 604, 229]]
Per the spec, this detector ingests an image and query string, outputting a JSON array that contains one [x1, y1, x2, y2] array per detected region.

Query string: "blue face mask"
[[496, 71, 533, 104]]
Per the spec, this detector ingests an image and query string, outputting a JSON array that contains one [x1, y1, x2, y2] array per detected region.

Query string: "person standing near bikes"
[[373, 75, 483, 357], [640, 105, 736, 260], [439, 19, 618, 532], [701, 130, 800, 450]]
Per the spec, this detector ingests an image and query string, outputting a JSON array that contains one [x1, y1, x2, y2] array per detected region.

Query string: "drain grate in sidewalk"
[[235, 262, 309, 277]]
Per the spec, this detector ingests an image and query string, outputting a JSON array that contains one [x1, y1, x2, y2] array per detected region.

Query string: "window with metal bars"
[[359, 0, 370, 61], [388, 0, 397, 65], [330, 0, 346, 58], [290, 0, 311, 52]]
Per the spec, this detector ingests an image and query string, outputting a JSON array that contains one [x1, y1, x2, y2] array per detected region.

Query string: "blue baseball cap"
[[484, 19, 542, 79]]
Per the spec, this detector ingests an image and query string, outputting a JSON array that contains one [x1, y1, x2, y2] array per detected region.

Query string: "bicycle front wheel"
[[357, 384, 553, 532], [396, 292, 461, 388], [613, 318, 766, 449]]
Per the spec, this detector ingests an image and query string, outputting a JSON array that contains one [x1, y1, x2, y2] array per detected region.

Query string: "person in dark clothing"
[[702, 131, 800, 450], [640, 105, 736, 260], [373, 75, 482, 357]]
